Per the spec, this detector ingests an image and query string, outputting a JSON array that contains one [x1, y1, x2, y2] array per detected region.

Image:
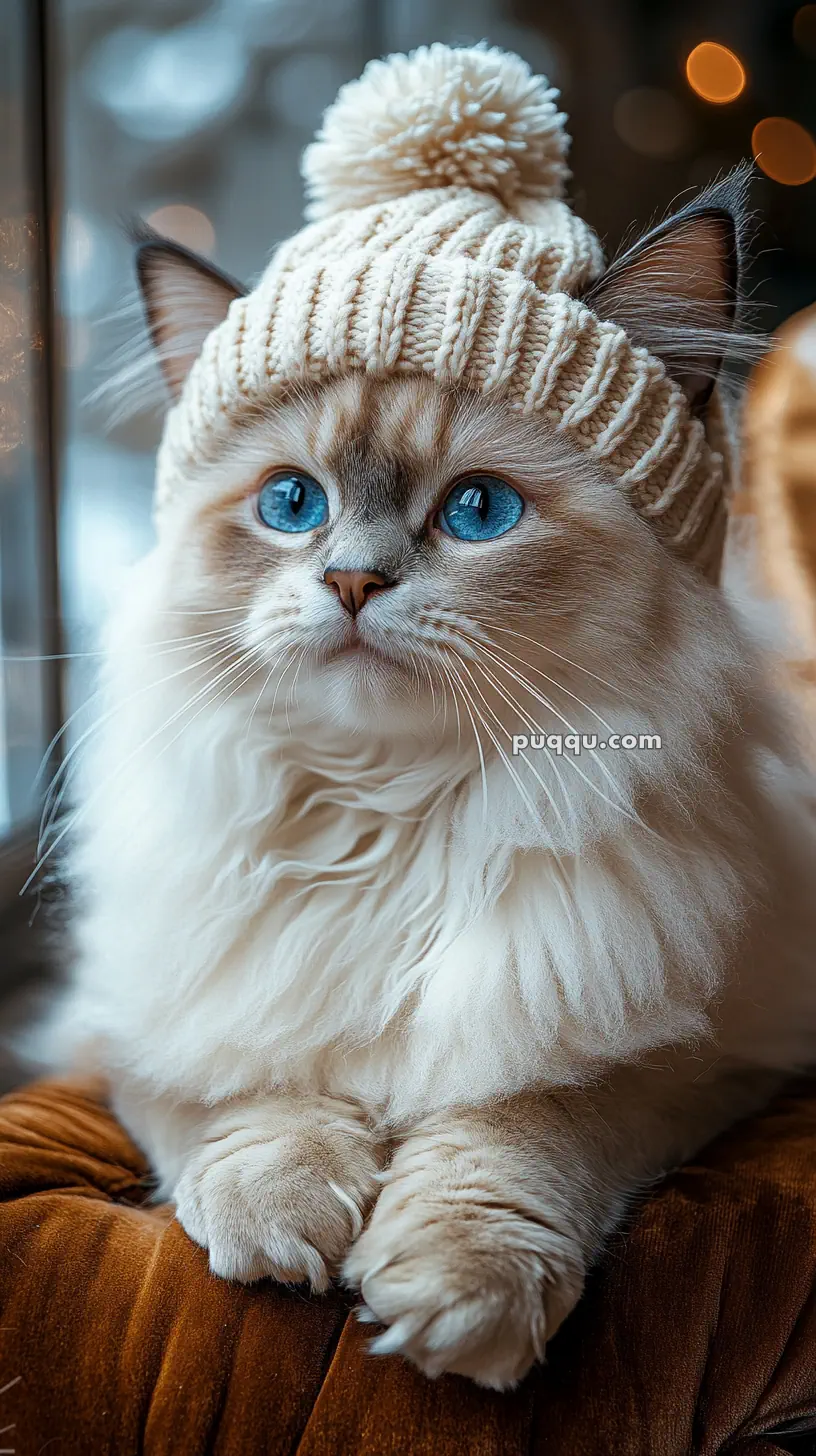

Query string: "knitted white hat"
[[156, 43, 730, 576]]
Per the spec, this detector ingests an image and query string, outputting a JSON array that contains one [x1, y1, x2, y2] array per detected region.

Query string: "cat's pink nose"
[[323, 568, 392, 618]]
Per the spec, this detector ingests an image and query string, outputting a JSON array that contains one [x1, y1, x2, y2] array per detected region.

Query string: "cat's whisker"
[[444, 660, 462, 749], [204, 647, 268, 721], [160, 603, 251, 617], [431, 651, 461, 750], [243, 648, 291, 741], [448, 651, 571, 843], [402, 649, 422, 703], [431, 657, 449, 737], [285, 646, 310, 734], [470, 641, 631, 812], [5, 622, 252, 665], [37, 631, 248, 851], [269, 647, 300, 720], [481, 635, 622, 741], [466, 644, 639, 826], [26, 646, 263, 893], [442, 623, 631, 811], [477, 649, 643, 837], [440, 665, 450, 738], [34, 687, 105, 795], [445, 655, 532, 822], [437, 655, 488, 821], [33, 625, 248, 805], [461, 655, 573, 834], [38, 625, 246, 763], [445, 651, 578, 924], [491, 625, 625, 698], [445, 655, 578, 922], [137, 624, 255, 656], [123, 648, 270, 814], [416, 653, 443, 724], [35, 660, 234, 880], [431, 657, 453, 742]]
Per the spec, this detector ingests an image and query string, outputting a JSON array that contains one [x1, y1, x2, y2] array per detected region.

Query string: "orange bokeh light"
[[752, 117, 816, 186], [793, 5, 816, 58], [685, 42, 746, 104]]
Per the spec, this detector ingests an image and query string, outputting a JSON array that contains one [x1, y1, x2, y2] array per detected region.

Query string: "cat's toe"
[[343, 1191, 584, 1388], [174, 1123, 378, 1290]]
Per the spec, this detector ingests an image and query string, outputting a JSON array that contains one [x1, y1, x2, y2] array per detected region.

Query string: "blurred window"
[[0, 1, 54, 851]]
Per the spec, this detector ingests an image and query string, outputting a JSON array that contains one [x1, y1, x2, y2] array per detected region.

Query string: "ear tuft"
[[129, 218, 246, 399], [584, 163, 762, 409]]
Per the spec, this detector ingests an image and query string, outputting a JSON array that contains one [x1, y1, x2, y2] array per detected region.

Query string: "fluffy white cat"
[[45, 167, 816, 1389]]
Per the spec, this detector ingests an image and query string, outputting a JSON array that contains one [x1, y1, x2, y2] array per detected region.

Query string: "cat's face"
[[130, 167, 752, 744], [154, 373, 668, 739]]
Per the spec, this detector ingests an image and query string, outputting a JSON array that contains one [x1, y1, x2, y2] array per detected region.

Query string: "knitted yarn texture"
[[156, 43, 731, 577]]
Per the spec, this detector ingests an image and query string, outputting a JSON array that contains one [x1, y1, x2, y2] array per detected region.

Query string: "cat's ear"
[[584, 167, 754, 410], [131, 221, 247, 399]]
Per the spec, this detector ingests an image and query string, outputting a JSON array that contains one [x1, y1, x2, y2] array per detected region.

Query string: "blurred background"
[[1, 0, 815, 1072]]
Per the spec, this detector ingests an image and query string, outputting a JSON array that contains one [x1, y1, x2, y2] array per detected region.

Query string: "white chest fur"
[[69, 681, 741, 1123]]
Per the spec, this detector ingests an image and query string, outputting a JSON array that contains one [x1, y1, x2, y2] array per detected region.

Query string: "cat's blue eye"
[[439, 476, 524, 541], [257, 471, 328, 533]]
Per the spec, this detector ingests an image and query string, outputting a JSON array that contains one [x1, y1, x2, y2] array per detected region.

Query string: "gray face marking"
[[318, 385, 434, 581], [329, 436, 419, 519]]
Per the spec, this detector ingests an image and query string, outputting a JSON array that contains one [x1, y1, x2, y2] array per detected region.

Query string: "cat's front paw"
[[174, 1101, 381, 1291], [344, 1181, 585, 1388]]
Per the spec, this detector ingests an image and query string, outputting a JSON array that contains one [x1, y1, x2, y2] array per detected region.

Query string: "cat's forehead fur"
[[302, 375, 455, 519], [213, 372, 618, 515]]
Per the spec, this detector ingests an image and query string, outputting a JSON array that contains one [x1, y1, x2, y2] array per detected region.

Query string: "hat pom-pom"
[[302, 43, 571, 221]]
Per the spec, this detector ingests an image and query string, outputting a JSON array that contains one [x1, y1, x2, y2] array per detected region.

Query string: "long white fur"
[[52, 386, 816, 1131]]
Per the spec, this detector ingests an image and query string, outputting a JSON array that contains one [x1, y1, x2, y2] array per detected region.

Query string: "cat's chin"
[[297, 651, 440, 737]]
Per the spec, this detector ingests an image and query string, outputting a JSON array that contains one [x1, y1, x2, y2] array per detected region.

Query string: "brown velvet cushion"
[[0, 1078, 815, 1454]]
